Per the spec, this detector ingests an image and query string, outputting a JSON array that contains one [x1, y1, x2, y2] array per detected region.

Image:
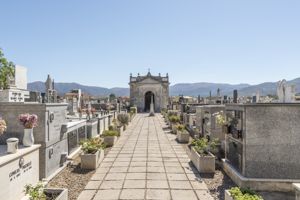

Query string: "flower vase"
[[23, 128, 34, 147]]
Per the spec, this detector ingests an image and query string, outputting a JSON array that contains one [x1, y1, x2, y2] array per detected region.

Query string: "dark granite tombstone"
[[233, 90, 238, 103]]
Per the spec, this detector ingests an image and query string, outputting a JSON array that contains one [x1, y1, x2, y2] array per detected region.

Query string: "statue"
[[149, 95, 155, 116], [45, 74, 53, 91], [44, 74, 58, 103]]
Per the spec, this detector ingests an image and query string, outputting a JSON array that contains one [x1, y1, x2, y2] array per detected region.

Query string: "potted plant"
[[25, 182, 68, 200], [176, 124, 190, 143], [111, 119, 122, 135], [225, 187, 263, 200], [129, 111, 134, 122], [190, 138, 218, 173], [80, 137, 105, 169], [18, 114, 38, 147], [169, 115, 180, 134], [130, 107, 137, 115], [101, 130, 120, 147], [117, 113, 129, 131]]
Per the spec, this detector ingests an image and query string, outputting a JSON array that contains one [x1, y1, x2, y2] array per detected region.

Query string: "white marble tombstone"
[[14, 65, 27, 90], [0, 66, 29, 102], [277, 79, 296, 103]]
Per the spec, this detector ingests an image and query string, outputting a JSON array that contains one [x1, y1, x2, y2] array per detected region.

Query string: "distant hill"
[[28, 81, 129, 97], [170, 83, 250, 96], [28, 78, 300, 97]]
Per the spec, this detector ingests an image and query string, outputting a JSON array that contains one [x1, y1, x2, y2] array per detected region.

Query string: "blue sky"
[[1, 0, 300, 88]]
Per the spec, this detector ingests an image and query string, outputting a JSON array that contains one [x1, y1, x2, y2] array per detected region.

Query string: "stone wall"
[[195, 105, 225, 140], [242, 104, 300, 179], [0, 103, 69, 179]]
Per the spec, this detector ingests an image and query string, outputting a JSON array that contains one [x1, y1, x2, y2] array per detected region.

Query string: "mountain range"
[[28, 78, 300, 97]]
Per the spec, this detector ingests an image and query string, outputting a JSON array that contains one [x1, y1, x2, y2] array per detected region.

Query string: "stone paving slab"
[[77, 114, 213, 200]]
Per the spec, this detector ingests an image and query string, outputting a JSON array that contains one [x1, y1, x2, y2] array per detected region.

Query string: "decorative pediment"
[[130, 73, 169, 84], [138, 77, 161, 84]]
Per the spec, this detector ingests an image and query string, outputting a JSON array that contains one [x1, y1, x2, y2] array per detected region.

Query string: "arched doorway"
[[144, 91, 155, 112]]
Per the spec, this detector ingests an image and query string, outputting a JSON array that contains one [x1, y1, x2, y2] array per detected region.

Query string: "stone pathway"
[[78, 114, 214, 200]]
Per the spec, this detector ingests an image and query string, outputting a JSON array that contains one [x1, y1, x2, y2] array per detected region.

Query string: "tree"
[[0, 49, 15, 89], [109, 93, 116, 102]]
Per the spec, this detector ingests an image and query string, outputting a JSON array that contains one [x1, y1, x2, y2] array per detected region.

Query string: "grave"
[[44, 75, 58, 103], [195, 105, 225, 140], [0, 145, 40, 200], [0, 65, 30, 103], [277, 79, 296, 103], [0, 103, 71, 179], [223, 103, 300, 192]]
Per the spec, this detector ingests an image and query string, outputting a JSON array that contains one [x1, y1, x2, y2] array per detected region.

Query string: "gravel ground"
[[47, 148, 111, 200], [47, 157, 94, 200], [201, 164, 236, 200], [180, 138, 236, 200]]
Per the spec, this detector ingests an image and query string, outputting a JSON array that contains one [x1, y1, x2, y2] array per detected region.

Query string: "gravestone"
[[277, 79, 296, 103], [256, 91, 260, 103], [252, 96, 257, 103], [217, 88, 221, 97], [45, 75, 58, 103], [233, 90, 238, 103], [27, 91, 42, 102], [0, 65, 29, 102]]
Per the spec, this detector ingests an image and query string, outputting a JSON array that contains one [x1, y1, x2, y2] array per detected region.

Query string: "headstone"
[[277, 79, 296, 103], [0, 65, 29, 102], [256, 91, 260, 103], [45, 75, 58, 103], [14, 65, 27, 90], [252, 96, 257, 103], [217, 88, 221, 97], [233, 90, 238, 103], [27, 91, 42, 102]]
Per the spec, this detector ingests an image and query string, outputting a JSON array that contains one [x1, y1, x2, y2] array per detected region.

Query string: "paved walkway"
[[78, 114, 213, 200]]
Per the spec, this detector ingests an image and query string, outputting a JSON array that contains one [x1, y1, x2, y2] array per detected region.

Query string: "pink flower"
[[18, 113, 38, 129]]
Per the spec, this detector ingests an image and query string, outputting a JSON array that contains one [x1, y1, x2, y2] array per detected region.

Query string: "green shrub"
[[161, 108, 167, 115], [108, 125, 114, 131], [102, 130, 120, 137], [130, 107, 137, 114], [24, 182, 46, 200], [129, 111, 134, 117], [229, 187, 263, 200], [169, 115, 180, 123], [80, 138, 105, 154], [117, 113, 129, 126], [191, 138, 219, 156], [176, 124, 185, 132], [168, 110, 178, 117]]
